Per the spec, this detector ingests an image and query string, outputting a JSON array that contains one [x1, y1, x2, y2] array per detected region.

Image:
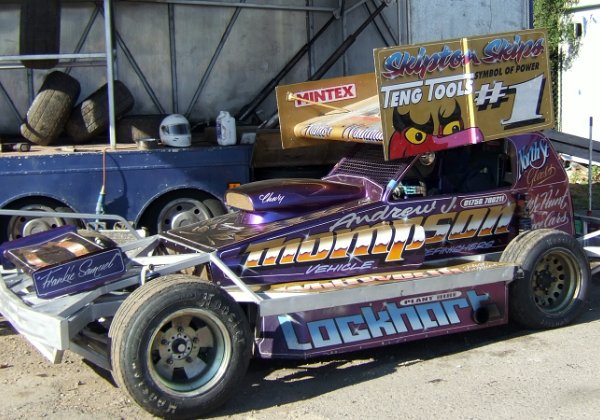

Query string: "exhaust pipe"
[[472, 303, 502, 325]]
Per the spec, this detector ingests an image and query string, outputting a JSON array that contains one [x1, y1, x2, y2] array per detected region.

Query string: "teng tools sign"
[[374, 29, 554, 160]]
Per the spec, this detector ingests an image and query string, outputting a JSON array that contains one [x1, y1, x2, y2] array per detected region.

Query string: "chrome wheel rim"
[[148, 308, 231, 395]]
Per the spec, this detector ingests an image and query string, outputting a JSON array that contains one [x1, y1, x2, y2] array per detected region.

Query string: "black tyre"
[[20, 71, 81, 145], [116, 114, 166, 143], [0, 198, 79, 242], [500, 229, 590, 329], [141, 191, 226, 234], [20, 0, 61, 69], [109, 275, 252, 419], [66, 80, 134, 143]]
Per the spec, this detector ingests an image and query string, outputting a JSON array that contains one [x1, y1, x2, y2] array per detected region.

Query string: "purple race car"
[[112, 130, 589, 418], [0, 30, 596, 419], [2, 130, 591, 419]]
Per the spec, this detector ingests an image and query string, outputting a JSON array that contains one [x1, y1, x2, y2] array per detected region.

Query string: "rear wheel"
[[500, 229, 590, 329], [109, 275, 252, 419]]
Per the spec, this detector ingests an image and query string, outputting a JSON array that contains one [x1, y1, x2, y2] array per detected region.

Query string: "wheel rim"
[[7, 204, 65, 239], [147, 308, 232, 395], [156, 198, 211, 232], [531, 248, 581, 314]]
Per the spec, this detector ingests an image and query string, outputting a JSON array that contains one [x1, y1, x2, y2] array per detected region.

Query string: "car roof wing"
[[276, 28, 554, 161]]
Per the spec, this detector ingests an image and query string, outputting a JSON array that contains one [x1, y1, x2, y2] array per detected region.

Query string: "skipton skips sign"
[[374, 29, 554, 160]]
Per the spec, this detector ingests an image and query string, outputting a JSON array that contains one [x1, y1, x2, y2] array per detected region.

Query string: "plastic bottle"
[[216, 111, 237, 146]]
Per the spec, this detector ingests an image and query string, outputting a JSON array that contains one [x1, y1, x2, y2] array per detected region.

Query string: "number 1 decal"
[[501, 74, 546, 129]]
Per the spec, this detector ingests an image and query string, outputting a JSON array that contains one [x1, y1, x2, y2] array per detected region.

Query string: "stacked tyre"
[[20, 72, 135, 145], [66, 81, 135, 143], [20, 71, 80, 146]]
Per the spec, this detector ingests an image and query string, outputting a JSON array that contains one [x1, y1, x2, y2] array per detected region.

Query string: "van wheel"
[[0, 198, 79, 242], [141, 192, 225, 234], [110, 275, 252, 419], [66, 80, 134, 143], [500, 229, 590, 329], [20, 71, 81, 145]]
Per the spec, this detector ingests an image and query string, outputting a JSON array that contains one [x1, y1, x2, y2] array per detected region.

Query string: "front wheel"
[[109, 275, 252, 419], [500, 229, 590, 329]]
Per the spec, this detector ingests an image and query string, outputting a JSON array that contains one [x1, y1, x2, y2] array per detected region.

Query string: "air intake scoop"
[[225, 178, 364, 212]]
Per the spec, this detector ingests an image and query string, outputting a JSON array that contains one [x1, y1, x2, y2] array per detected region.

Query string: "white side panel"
[[560, 2, 599, 141]]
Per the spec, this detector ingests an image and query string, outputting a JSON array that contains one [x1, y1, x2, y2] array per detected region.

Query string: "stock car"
[[0, 30, 595, 419], [0, 130, 592, 419]]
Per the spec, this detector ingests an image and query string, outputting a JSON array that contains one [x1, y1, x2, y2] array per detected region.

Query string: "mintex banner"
[[374, 29, 554, 160], [276, 72, 379, 149]]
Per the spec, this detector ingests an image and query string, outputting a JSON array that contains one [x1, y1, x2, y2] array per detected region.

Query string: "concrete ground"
[[1, 278, 600, 419]]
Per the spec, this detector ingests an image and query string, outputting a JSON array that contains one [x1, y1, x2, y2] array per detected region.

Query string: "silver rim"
[[147, 308, 232, 395], [7, 203, 65, 239], [531, 248, 581, 313], [156, 198, 211, 231]]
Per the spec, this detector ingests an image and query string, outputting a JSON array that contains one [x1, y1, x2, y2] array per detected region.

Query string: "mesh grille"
[[329, 150, 407, 187]]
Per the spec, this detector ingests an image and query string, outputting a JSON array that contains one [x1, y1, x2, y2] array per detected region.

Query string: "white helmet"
[[159, 114, 191, 147]]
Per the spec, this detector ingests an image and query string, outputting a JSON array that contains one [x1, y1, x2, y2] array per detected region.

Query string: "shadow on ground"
[[210, 278, 600, 416], [0, 316, 17, 337], [2, 278, 599, 417]]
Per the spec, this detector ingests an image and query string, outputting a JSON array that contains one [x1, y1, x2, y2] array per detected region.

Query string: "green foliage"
[[534, 0, 577, 46], [533, 0, 580, 114], [534, 0, 580, 65]]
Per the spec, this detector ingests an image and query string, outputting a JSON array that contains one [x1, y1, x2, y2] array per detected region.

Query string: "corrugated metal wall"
[[0, 0, 529, 135]]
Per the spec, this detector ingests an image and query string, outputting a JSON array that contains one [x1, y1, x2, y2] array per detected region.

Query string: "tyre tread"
[[20, 71, 80, 145], [500, 229, 590, 329], [66, 80, 134, 142], [110, 275, 251, 419]]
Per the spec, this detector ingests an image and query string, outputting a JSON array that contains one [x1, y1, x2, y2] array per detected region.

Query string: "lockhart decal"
[[278, 290, 492, 351]]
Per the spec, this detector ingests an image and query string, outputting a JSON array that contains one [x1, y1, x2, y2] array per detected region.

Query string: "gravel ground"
[[1, 276, 600, 420]]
